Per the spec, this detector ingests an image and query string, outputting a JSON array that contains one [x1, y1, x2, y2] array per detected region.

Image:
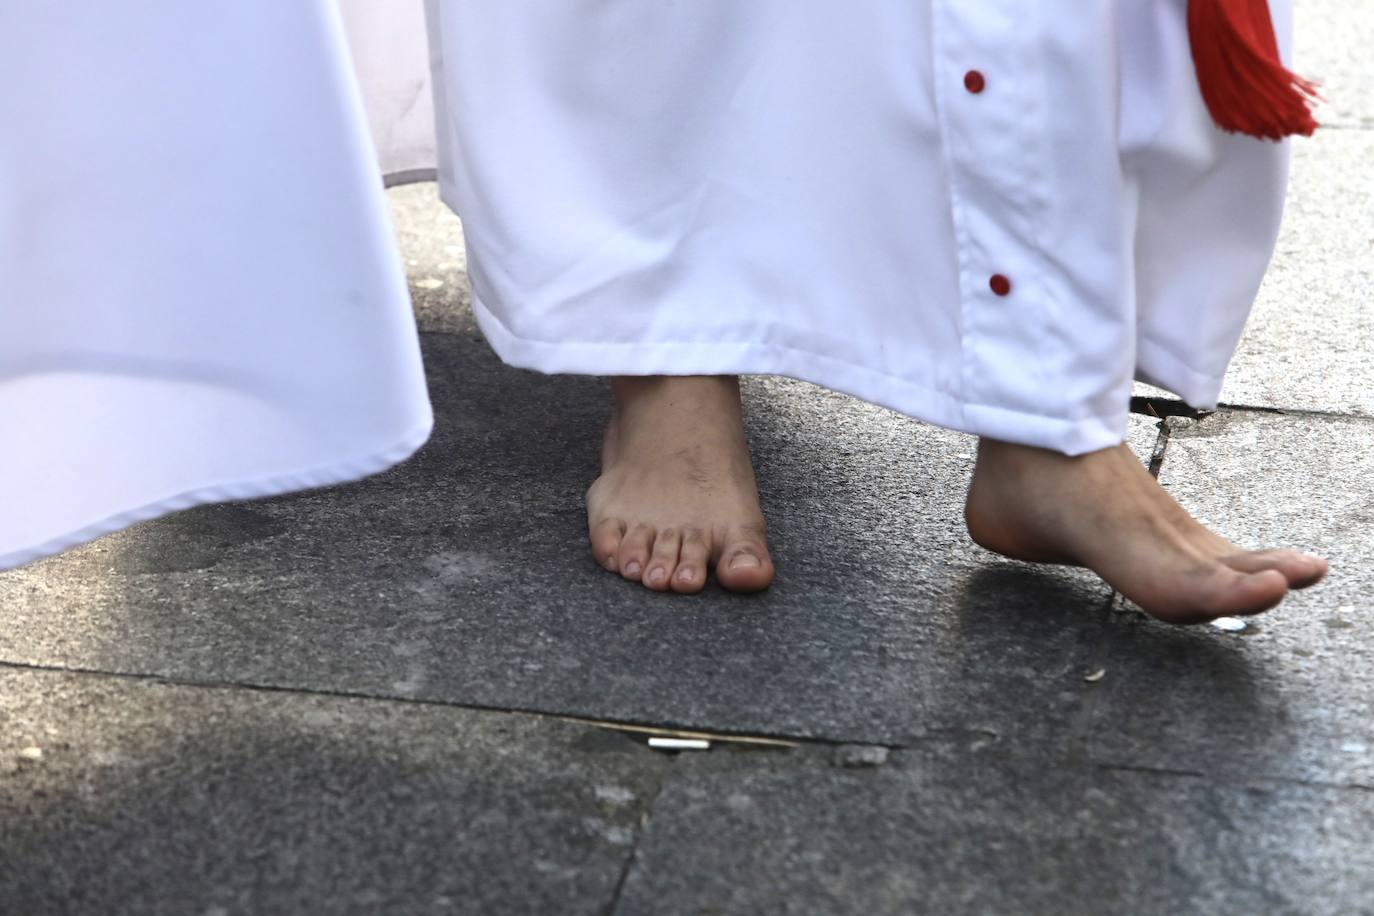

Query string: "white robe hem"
[[1136, 332, 1226, 409], [472, 293, 1127, 457], [0, 418, 434, 572]]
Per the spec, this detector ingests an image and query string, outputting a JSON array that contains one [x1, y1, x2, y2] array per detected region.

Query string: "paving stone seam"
[[0, 658, 894, 751], [10, 658, 1374, 800], [603, 761, 673, 916], [1095, 761, 1374, 794], [1215, 402, 1374, 423], [1134, 398, 1374, 426]]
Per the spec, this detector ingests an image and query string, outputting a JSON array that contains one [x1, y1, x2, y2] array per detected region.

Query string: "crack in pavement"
[[604, 758, 673, 916], [10, 658, 1373, 812], [1131, 394, 1374, 425], [1095, 761, 1374, 794], [0, 657, 873, 751]]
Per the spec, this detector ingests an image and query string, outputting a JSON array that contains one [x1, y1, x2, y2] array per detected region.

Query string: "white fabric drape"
[[337, 0, 437, 181], [0, 2, 433, 570], [0, 1, 1293, 570], [423, 0, 1291, 454]]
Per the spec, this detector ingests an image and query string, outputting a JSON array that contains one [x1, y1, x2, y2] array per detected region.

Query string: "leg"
[[586, 375, 775, 594], [964, 438, 1327, 624]]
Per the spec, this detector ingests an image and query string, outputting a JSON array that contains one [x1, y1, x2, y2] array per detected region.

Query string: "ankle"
[[611, 375, 743, 422], [612, 374, 740, 396]]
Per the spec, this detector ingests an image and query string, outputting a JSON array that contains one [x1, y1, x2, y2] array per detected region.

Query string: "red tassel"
[[1188, 0, 1320, 140]]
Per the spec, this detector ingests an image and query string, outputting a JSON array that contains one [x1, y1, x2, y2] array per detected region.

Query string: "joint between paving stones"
[[1132, 395, 1374, 426], [603, 758, 674, 916], [0, 657, 908, 753], [1215, 401, 1374, 423], [1095, 761, 1374, 794]]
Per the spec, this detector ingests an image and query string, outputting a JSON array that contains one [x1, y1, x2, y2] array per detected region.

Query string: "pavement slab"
[[0, 666, 666, 916], [1086, 409, 1374, 786], [613, 743, 1374, 916]]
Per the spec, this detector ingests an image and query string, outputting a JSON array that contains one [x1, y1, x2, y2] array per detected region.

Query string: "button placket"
[[934, 1, 1050, 417], [964, 66, 1011, 298]]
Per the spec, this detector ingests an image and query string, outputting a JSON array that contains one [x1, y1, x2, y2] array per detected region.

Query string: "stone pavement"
[[3, 4, 1371, 913]]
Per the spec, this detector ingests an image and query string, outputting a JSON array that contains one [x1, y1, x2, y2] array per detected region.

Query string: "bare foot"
[[964, 438, 1327, 624], [587, 375, 775, 594]]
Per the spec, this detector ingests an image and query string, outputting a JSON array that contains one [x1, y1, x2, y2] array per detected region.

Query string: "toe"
[[1155, 567, 1289, 625], [1217, 568, 1290, 619], [716, 525, 775, 593], [616, 523, 655, 582], [590, 517, 626, 572], [670, 529, 710, 594], [1221, 549, 1328, 590], [643, 528, 683, 592]]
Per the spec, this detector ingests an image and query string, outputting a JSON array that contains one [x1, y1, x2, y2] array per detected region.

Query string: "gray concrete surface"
[[1, 667, 665, 916], [1088, 412, 1374, 787], [615, 745, 1374, 916], [2, 2, 1371, 913]]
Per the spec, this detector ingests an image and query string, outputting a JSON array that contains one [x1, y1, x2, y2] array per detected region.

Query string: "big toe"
[[716, 527, 775, 593], [1150, 567, 1289, 625], [1222, 549, 1328, 590]]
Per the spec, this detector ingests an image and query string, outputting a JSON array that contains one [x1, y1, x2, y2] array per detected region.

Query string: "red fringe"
[[1188, 0, 1320, 140]]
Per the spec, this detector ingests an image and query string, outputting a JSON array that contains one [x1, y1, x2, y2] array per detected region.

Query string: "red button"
[[964, 70, 986, 94], [990, 274, 1012, 296]]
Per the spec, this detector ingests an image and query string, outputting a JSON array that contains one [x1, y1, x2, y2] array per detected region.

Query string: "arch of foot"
[[930, 1, 1137, 456]]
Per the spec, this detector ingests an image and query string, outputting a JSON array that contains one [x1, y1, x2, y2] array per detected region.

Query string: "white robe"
[[0, 1, 1294, 570]]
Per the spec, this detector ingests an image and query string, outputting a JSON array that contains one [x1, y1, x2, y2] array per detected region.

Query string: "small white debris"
[[834, 744, 889, 768], [1084, 669, 1107, 683], [725, 793, 756, 811], [582, 817, 635, 845], [414, 277, 444, 290], [647, 737, 710, 751], [1210, 617, 1248, 633], [594, 785, 637, 806], [1341, 742, 1369, 755], [600, 825, 635, 846], [18, 747, 43, 760]]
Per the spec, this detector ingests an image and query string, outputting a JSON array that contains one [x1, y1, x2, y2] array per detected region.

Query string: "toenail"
[[624, 561, 641, 577], [603, 556, 618, 572], [729, 552, 761, 570], [648, 567, 667, 586], [677, 567, 695, 582]]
